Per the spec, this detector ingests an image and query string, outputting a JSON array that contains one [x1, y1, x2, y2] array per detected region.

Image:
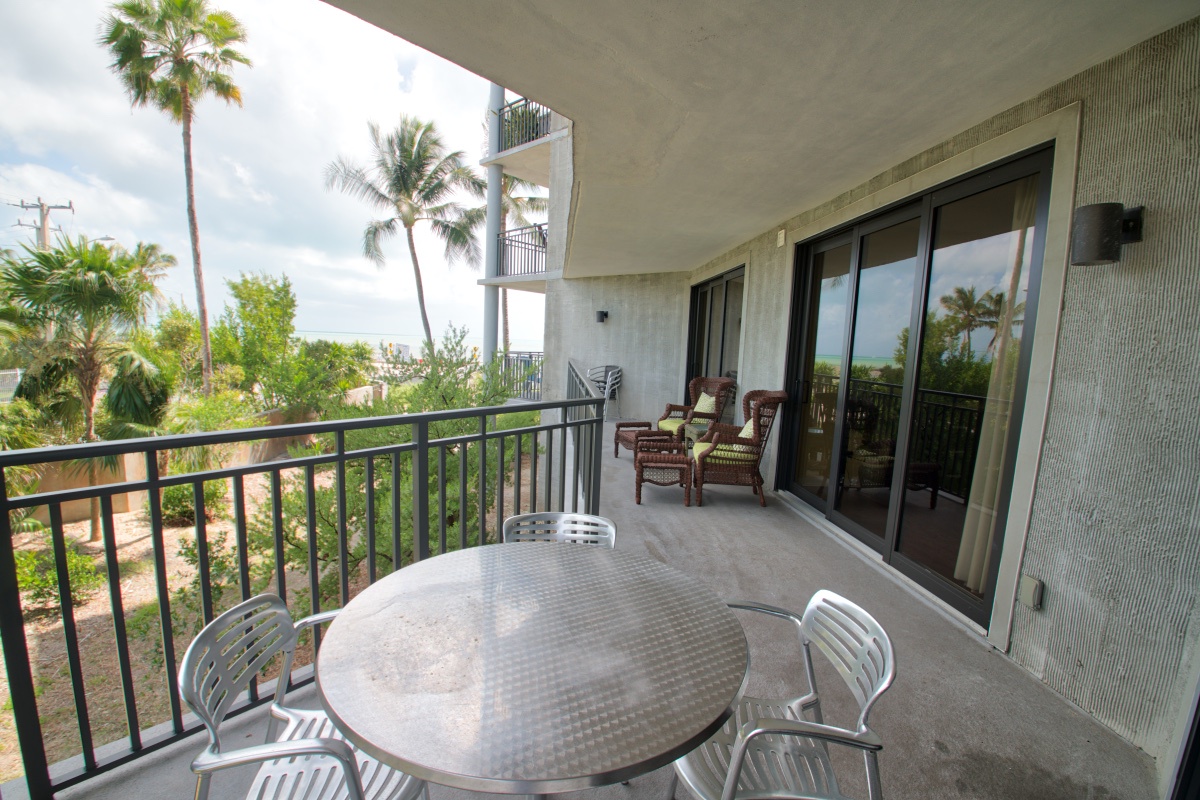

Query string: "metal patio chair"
[[587, 364, 622, 420], [179, 594, 429, 800], [671, 590, 896, 800], [502, 511, 617, 548]]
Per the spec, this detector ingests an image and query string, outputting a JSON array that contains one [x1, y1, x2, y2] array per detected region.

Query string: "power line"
[[6, 197, 73, 250]]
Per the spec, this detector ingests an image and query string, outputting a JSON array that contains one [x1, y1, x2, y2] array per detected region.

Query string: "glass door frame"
[[785, 231, 853, 511], [824, 202, 928, 549], [779, 146, 1054, 627], [686, 265, 746, 400], [887, 150, 1054, 623]]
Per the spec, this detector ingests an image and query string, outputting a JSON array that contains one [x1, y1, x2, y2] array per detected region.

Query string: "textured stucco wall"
[[678, 17, 1200, 777], [545, 271, 690, 423], [1005, 20, 1200, 775]]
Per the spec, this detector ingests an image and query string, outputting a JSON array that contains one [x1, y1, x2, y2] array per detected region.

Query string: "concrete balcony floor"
[[36, 423, 1156, 800]]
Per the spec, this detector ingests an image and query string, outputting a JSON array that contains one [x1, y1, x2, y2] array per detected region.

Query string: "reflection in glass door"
[[790, 243, 850, 503], [782, 149, 1051, 625], [833, 217, 920, 540], [895, 175, 1040, 600]]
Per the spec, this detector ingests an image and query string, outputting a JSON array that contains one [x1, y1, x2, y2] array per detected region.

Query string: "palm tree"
[[3, 237, 171, 539], [325, 117, 484, 349], [101, 0, 251, 396], [496, 174, 547, 351], [939, 285, 989, 355], [978, 290, 1027, 353]]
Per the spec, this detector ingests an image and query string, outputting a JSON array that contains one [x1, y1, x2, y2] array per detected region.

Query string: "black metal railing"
[[499, 96, 552, 151], [498, 223, 548, 277], [811, 375, 986, 499], [0, 397, 603, 799], [500, 351, 544, 401], [566, 360, 605, 511]]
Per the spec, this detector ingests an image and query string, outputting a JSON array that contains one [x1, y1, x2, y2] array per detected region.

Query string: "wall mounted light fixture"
[[1070, 203, 1144, 265], [596, 310, 608, 323]]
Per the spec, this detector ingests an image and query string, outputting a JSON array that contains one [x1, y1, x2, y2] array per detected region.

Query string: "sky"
[[0, 0, 546, 353]]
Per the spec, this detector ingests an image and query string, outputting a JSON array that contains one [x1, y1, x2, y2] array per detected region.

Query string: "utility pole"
[[10, 197, 73, 250]]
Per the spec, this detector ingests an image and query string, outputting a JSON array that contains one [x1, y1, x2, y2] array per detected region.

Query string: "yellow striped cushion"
[[658, 418, 685, 434], [693, 442, 758, 463]]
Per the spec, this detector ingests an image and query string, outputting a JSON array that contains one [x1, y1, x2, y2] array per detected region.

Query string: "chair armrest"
[[659, 404, 692, 421], [293, 609, 340, 632], [724, 600, 803, 625], [720, 720, 881, 800], [686, 410, 721, 424], [193, 738, 363, 788], [738, 717, 881, 751], [614, 421, 651, 431], [698, 423, 741, 443]]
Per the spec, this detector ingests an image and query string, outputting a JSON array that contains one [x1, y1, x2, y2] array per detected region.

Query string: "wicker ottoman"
[[635, 449, 692, 506]]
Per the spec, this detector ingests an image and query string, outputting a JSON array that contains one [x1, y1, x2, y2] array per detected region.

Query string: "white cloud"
[[0, 0, 541, 352]]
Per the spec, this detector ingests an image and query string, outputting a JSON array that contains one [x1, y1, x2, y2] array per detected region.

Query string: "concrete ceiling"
[[327, 1, 1197, 279]]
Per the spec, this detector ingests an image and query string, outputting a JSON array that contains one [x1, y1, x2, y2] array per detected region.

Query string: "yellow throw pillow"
[[693, 392, 717, 415], [738, 420, 755, 439]]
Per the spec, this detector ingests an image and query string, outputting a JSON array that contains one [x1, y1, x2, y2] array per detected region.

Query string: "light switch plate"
[[776, 229, 786, 248], [1018, 575, 1044, 609]]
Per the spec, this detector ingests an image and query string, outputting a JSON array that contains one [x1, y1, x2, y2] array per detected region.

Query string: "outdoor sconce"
[[1070, 203, 1144, 265], [596, 310, 608, 323]]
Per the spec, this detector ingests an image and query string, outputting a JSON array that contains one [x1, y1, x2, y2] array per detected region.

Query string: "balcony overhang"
[[329, 0, 1198, 279], [478, 273, 547, 294], [481, 127, 567, 188]]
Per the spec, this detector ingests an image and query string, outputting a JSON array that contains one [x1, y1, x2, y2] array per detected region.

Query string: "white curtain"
[[954, 180, 1037, 592]]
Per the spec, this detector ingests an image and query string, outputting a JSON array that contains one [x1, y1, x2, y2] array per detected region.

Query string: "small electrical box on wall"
[[1018, 575, 1044, 610], [777, 229, 786, 248]]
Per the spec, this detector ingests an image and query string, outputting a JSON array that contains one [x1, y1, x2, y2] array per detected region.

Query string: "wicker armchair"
[[657, 377, 736, 440], [691, 389, 787, 507]]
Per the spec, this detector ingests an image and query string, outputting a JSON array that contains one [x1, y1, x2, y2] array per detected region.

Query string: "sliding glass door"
[[783, 148, 1052, 625], [688, 267, 745, 406]]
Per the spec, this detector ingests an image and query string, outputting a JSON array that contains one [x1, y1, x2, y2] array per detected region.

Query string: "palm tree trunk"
[[502, 288, 510, 352], [181, 90, 214, 396], [82, 378, 101, 543], [499, 215, 509, 352], [405, 226, 434, 349]]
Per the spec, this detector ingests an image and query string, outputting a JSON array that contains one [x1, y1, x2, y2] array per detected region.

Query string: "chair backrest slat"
[[502, 512, 617, 549], [801, 590, 895, 730], [179, 594, 299, 750]]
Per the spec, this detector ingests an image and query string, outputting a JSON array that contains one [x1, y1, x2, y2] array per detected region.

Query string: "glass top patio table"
[[316, 542, 748, 795]]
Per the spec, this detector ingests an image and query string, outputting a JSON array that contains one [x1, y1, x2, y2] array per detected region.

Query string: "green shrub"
[[15, 537, 104, 608], [159, 480, 228, 526]]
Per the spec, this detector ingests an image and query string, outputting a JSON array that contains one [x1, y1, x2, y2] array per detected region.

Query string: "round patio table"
[[316, 542, 748, 795]]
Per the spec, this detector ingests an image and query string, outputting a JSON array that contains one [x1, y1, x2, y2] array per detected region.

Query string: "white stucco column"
[[482, 83, 505, 364]]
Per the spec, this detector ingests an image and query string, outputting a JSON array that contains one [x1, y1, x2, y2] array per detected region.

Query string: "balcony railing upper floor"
[[481, 93, 566, 189], [499, 96, 552, 152], [499, 223, 548, 278], [0, 393, 603, 800]]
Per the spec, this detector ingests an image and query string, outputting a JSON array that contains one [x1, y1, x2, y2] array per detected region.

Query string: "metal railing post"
[[412, 420, 430, 561], [589, 409, 604, 515], [0, 470, 52, 800]]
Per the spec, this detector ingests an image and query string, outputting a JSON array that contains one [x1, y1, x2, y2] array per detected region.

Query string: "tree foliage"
[[245, 327, 528, 606]]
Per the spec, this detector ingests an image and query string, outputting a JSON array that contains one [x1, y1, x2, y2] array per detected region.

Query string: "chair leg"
[[666, 769, 679, 800], [635, 468, 643, 504]]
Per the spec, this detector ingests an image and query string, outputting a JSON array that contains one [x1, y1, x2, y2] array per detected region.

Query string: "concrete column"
[[482, 83, 505, 364]]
